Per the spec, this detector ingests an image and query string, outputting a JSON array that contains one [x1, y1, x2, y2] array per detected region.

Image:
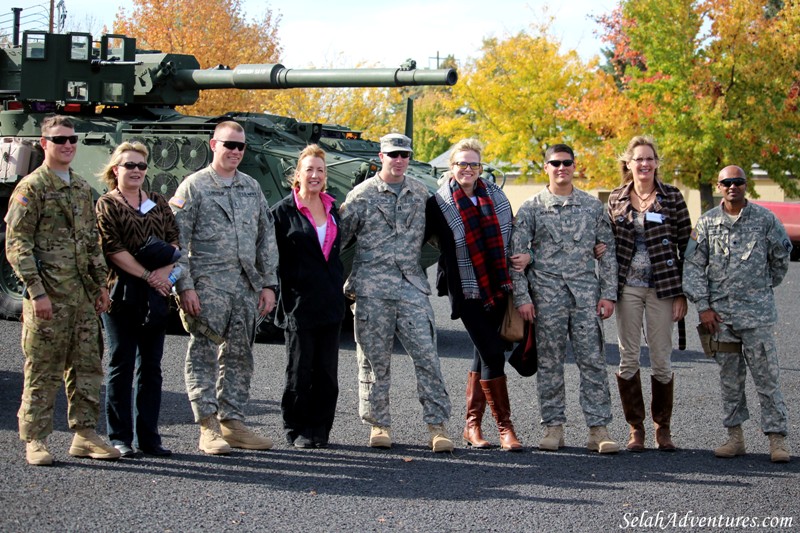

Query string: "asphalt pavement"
[[1, 266, 799, 532]]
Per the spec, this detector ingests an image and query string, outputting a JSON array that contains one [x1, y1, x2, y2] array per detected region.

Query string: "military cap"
[[380, 133, 413, 154]]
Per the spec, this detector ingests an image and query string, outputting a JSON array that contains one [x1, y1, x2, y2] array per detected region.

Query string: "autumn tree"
[[433, 24, 612, 184], [568, 0, 800, 209], [114, 0, 281, 116]]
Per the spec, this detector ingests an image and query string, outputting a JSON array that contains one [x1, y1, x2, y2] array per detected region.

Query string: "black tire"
[[791, 243, 800, 262], [0, 231, 24, 319]]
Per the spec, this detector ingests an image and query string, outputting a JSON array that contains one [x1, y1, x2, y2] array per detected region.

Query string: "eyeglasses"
[[384, 151, 410, 159], [214, 139, 246, 151], [718, 178, 746, 188], [454, 161, 482, 170], [546, 159, 574, 168], [44, 135, 79, 145], [631, 157, 658, 164], [118, 162, 148, 171]]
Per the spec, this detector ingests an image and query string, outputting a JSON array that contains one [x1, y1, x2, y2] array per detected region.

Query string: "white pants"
[[616, 286, 675, 383]]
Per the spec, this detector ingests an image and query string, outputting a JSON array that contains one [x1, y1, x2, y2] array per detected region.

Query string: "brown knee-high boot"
[[651, 374, 676, 451], [616, 370, 646, 452], [480, 375, 522, 451], [463, 371, 491, 448]]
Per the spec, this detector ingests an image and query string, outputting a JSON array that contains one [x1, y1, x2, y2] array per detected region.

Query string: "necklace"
[[632, 187, 655, 202], [117, 187, 142, 214]]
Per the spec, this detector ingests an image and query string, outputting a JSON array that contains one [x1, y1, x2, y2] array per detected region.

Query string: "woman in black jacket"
[[271, 144, 344, 449], [425, 138, 526, 451]]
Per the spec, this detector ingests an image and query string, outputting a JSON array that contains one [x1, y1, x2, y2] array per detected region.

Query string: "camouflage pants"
[[714, 323, 788, 435], [354, 283, 451, 427], [534, 289, 612, 427], [184, 275, 257, 423], [18, 296, 103, 441]]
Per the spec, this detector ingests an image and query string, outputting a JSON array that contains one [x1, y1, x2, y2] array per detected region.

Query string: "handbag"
[[500, 296, 524, 342], [508, 321, 537, 377]]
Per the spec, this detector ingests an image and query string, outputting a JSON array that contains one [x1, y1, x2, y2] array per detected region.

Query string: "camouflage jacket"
[[4, 164, 107, 303], [510, 186, 618, 308], [339, 174, 431, 299], [169, 166, 278, 294], [683, 201, 792, 329]]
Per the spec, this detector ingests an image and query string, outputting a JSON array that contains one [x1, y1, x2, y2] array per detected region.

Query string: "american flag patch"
[[169, 196, 186, 209], [14, 193, 29, 207]]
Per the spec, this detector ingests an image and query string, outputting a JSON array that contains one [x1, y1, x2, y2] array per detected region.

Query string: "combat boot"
[[587, 426, 620, 454], [220, 419, 273, 450], [199, 416, 232, 455], [768, 433, 790, 463], [26, 439, 53, 466], [428, 424, 455, 453], [69, 429, 121, 460], [369, 426, 391, 448], [714, 426, 746, 458], [539, 425, 564, 451]]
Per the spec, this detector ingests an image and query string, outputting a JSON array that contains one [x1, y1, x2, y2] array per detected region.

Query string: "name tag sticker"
[[645, 212, 664, 223], [140, 198, 156, 214]]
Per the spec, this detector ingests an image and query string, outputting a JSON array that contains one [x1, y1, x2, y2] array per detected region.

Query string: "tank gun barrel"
[[172, 63, 457, 91]]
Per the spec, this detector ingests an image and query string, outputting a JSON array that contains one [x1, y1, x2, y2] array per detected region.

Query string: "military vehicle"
[[0, 30, 458, 320]]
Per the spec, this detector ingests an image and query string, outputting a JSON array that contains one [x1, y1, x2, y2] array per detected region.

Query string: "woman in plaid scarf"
[[425, 138, 526, 451]]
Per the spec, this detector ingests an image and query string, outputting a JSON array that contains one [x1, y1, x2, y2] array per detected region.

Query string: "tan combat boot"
[[714, 425, 746, 458], [199, 416, 232, 455], [219, 419, 273, 450], [26, 439, 53, 466], [587, 426, 620, 454], [539, 425, 564, 451], [369, 426, 392, 448], [69, 429, 121, 460], [768, 433, 790, 463], [428, 424, 455, 453]]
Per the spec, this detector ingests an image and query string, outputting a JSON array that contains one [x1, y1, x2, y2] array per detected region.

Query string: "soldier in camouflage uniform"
[[683, 165, 792, 463], [4, 115, 119, 465], [339, 133, 453, 452], [510, 144, 620, 453], [170, 121, 279, 455]]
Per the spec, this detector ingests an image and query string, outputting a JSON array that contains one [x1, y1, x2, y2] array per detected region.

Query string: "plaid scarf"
[[436, 178, 512, 309]]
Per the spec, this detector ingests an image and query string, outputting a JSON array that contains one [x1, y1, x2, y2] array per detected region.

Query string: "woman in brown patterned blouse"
[[95, 142, 180, 458], [607, 136, 692, 453]]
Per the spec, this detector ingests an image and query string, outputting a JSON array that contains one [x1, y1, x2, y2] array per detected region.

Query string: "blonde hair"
[[97, 142, 149, 189], [619, 135, 660, 183], [291, 144, 327, 190], [449, 138, 484, 165]]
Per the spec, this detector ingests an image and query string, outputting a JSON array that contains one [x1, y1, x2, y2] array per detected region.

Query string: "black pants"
[[458, 298, 507, 380], [281, 322, 341, 444]]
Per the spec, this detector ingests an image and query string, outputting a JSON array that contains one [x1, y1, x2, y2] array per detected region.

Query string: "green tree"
[[571, 0, 800, 209]]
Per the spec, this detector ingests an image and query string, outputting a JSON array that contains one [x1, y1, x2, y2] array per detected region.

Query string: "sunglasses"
[[44, 135, 79, 145], [214, 139, 246, 151], [454, 162, 482, 170], [384, 151, 410, 159], [546, 159, 574, 168], [118, 162, 148, 171], [718, 178, 746, 188]]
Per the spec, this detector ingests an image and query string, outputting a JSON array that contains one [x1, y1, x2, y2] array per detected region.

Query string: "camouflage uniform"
[[170, 166, 278, 423], [339, 175, 451, 427], [683, 201, 792, 435], [510, 187, 618, 427], [4, 165, 107, 441]]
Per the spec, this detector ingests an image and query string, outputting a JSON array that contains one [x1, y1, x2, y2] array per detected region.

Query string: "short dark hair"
[[544, 144, 574, 161]]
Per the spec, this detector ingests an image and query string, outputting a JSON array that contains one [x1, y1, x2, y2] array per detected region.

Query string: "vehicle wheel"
[[0, 231, 24, 319], [791, 243, 800, 262]]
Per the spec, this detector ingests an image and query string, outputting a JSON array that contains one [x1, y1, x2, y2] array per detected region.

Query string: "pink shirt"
[[293, 189, 338, 261]]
